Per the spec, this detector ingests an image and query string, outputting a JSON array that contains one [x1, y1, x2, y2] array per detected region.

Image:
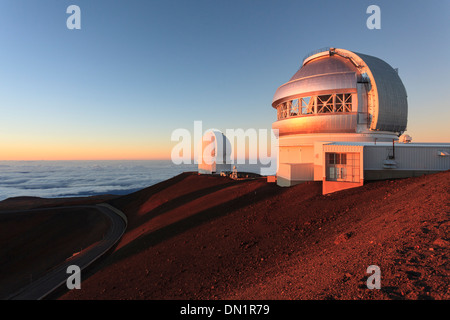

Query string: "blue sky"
[[0, 0, 449, 160]]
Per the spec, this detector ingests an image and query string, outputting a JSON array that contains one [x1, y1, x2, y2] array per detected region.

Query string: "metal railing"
[[302, 47, 332, 64]]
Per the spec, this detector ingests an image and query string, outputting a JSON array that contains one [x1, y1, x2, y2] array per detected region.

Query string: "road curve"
[[8, 204, 127, 300]]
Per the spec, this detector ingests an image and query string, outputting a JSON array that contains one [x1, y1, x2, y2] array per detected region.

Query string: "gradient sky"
[[0, 0, 449, 160]]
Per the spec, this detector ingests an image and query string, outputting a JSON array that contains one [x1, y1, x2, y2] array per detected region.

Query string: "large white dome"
[[272, 48, 408, 136]]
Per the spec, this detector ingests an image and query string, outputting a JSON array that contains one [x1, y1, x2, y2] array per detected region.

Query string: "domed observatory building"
[[198, 130, 232, 174], [272, 48, 449, 193]]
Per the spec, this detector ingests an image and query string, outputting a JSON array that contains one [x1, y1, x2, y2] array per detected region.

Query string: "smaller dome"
[[399, 134, 412, 143]]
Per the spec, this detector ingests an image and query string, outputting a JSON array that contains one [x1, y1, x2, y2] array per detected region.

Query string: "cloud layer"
[[0, 160, 197, 201]]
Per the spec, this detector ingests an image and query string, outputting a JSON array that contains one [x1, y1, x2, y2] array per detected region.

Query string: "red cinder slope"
[[61, 171, 449, 300]]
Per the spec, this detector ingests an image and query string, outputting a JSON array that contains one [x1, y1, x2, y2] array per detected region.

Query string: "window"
[[326, 153, 346, 165], [317, 95, 333, 113], [276, 93, 353, 120], [290, 99, 299, 116], [301, 97, 314, 114], [277, 102, 288, 120], [325, 152, 359, 182], [335, 93, 352, 112]]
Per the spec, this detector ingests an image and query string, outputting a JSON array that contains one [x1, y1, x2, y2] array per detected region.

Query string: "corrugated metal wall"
[[364, 145, 450, 170]]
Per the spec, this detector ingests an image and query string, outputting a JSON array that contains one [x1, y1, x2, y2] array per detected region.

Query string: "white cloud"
[[0, 161, 197, 201]]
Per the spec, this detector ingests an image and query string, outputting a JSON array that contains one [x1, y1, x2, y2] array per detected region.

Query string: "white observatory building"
[[272, 47, 450, 194], [197, 130, 232, 174]]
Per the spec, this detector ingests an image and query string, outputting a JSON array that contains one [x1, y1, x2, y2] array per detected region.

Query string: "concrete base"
[[276, 176, 307, 187]]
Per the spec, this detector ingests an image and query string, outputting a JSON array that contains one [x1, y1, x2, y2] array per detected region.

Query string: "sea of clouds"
[[0, 160, 198, 201]]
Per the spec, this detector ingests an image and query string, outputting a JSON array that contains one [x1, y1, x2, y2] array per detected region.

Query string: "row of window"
[[276, 93, 353, 120], [326, 152, 347, 165], [325, 152, 360, 182]]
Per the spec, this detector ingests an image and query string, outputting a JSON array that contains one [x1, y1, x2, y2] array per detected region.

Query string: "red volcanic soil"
[[60, 171, 449, 300], [0, 206, 111, 298]]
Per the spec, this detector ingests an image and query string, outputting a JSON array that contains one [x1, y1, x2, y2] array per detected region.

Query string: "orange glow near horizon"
[[0, 142, 172, 161], [1, 124, 448, 161]]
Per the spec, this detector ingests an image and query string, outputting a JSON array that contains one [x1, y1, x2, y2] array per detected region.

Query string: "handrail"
[[302, 47, 331, 64]]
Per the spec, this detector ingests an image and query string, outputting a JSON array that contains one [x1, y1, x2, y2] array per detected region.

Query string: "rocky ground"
[[56, 170, 449, 300]]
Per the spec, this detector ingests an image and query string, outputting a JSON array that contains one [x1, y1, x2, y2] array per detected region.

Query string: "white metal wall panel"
[[364, 145, 450, 170]]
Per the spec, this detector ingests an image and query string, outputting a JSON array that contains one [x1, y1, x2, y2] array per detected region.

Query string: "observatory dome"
[[272, 48, 408, 137]]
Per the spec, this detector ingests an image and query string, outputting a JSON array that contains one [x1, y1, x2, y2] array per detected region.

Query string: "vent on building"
[[383, 159, 398, 169]]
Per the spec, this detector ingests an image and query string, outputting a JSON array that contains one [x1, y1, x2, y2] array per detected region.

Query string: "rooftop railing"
[[302, 47, 332, 64]]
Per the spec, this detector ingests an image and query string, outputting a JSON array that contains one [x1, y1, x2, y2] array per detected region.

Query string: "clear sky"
[[0, 0, 449, 160]]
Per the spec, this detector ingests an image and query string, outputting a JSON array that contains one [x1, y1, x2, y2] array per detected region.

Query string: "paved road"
[[6, 204, 127, 300]]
